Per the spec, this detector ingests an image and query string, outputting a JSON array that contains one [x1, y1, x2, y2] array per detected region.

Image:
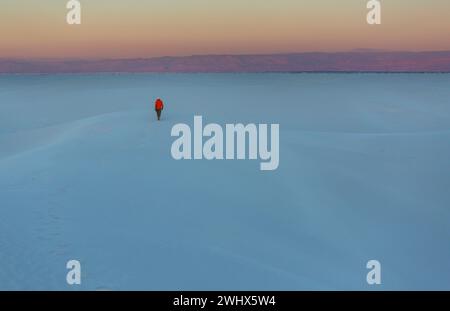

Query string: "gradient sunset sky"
[[1, 0, 450, 59]]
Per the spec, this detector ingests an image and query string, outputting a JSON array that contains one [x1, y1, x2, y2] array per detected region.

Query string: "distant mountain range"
[[2, 51, 450, 73]]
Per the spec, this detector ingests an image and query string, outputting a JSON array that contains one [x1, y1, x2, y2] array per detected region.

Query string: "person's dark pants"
[[156, 109, 162, 120]]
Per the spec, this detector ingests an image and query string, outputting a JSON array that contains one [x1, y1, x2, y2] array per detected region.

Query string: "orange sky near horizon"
[[1, 0, 450, 59]]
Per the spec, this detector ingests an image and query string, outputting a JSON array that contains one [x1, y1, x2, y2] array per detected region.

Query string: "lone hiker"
[[154, 98, 164, 121]]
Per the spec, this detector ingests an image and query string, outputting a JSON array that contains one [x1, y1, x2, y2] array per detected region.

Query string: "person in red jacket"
[[154, 98, 164, 121]]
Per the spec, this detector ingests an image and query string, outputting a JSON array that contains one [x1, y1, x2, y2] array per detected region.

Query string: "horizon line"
[[2, 49, 450, 62]]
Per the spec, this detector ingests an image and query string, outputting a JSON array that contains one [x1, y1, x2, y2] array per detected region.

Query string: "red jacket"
[[155, 99, 164, 110]]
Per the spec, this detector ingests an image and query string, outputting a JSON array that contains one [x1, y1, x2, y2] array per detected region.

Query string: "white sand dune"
[[1, 73, 450, 290]]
